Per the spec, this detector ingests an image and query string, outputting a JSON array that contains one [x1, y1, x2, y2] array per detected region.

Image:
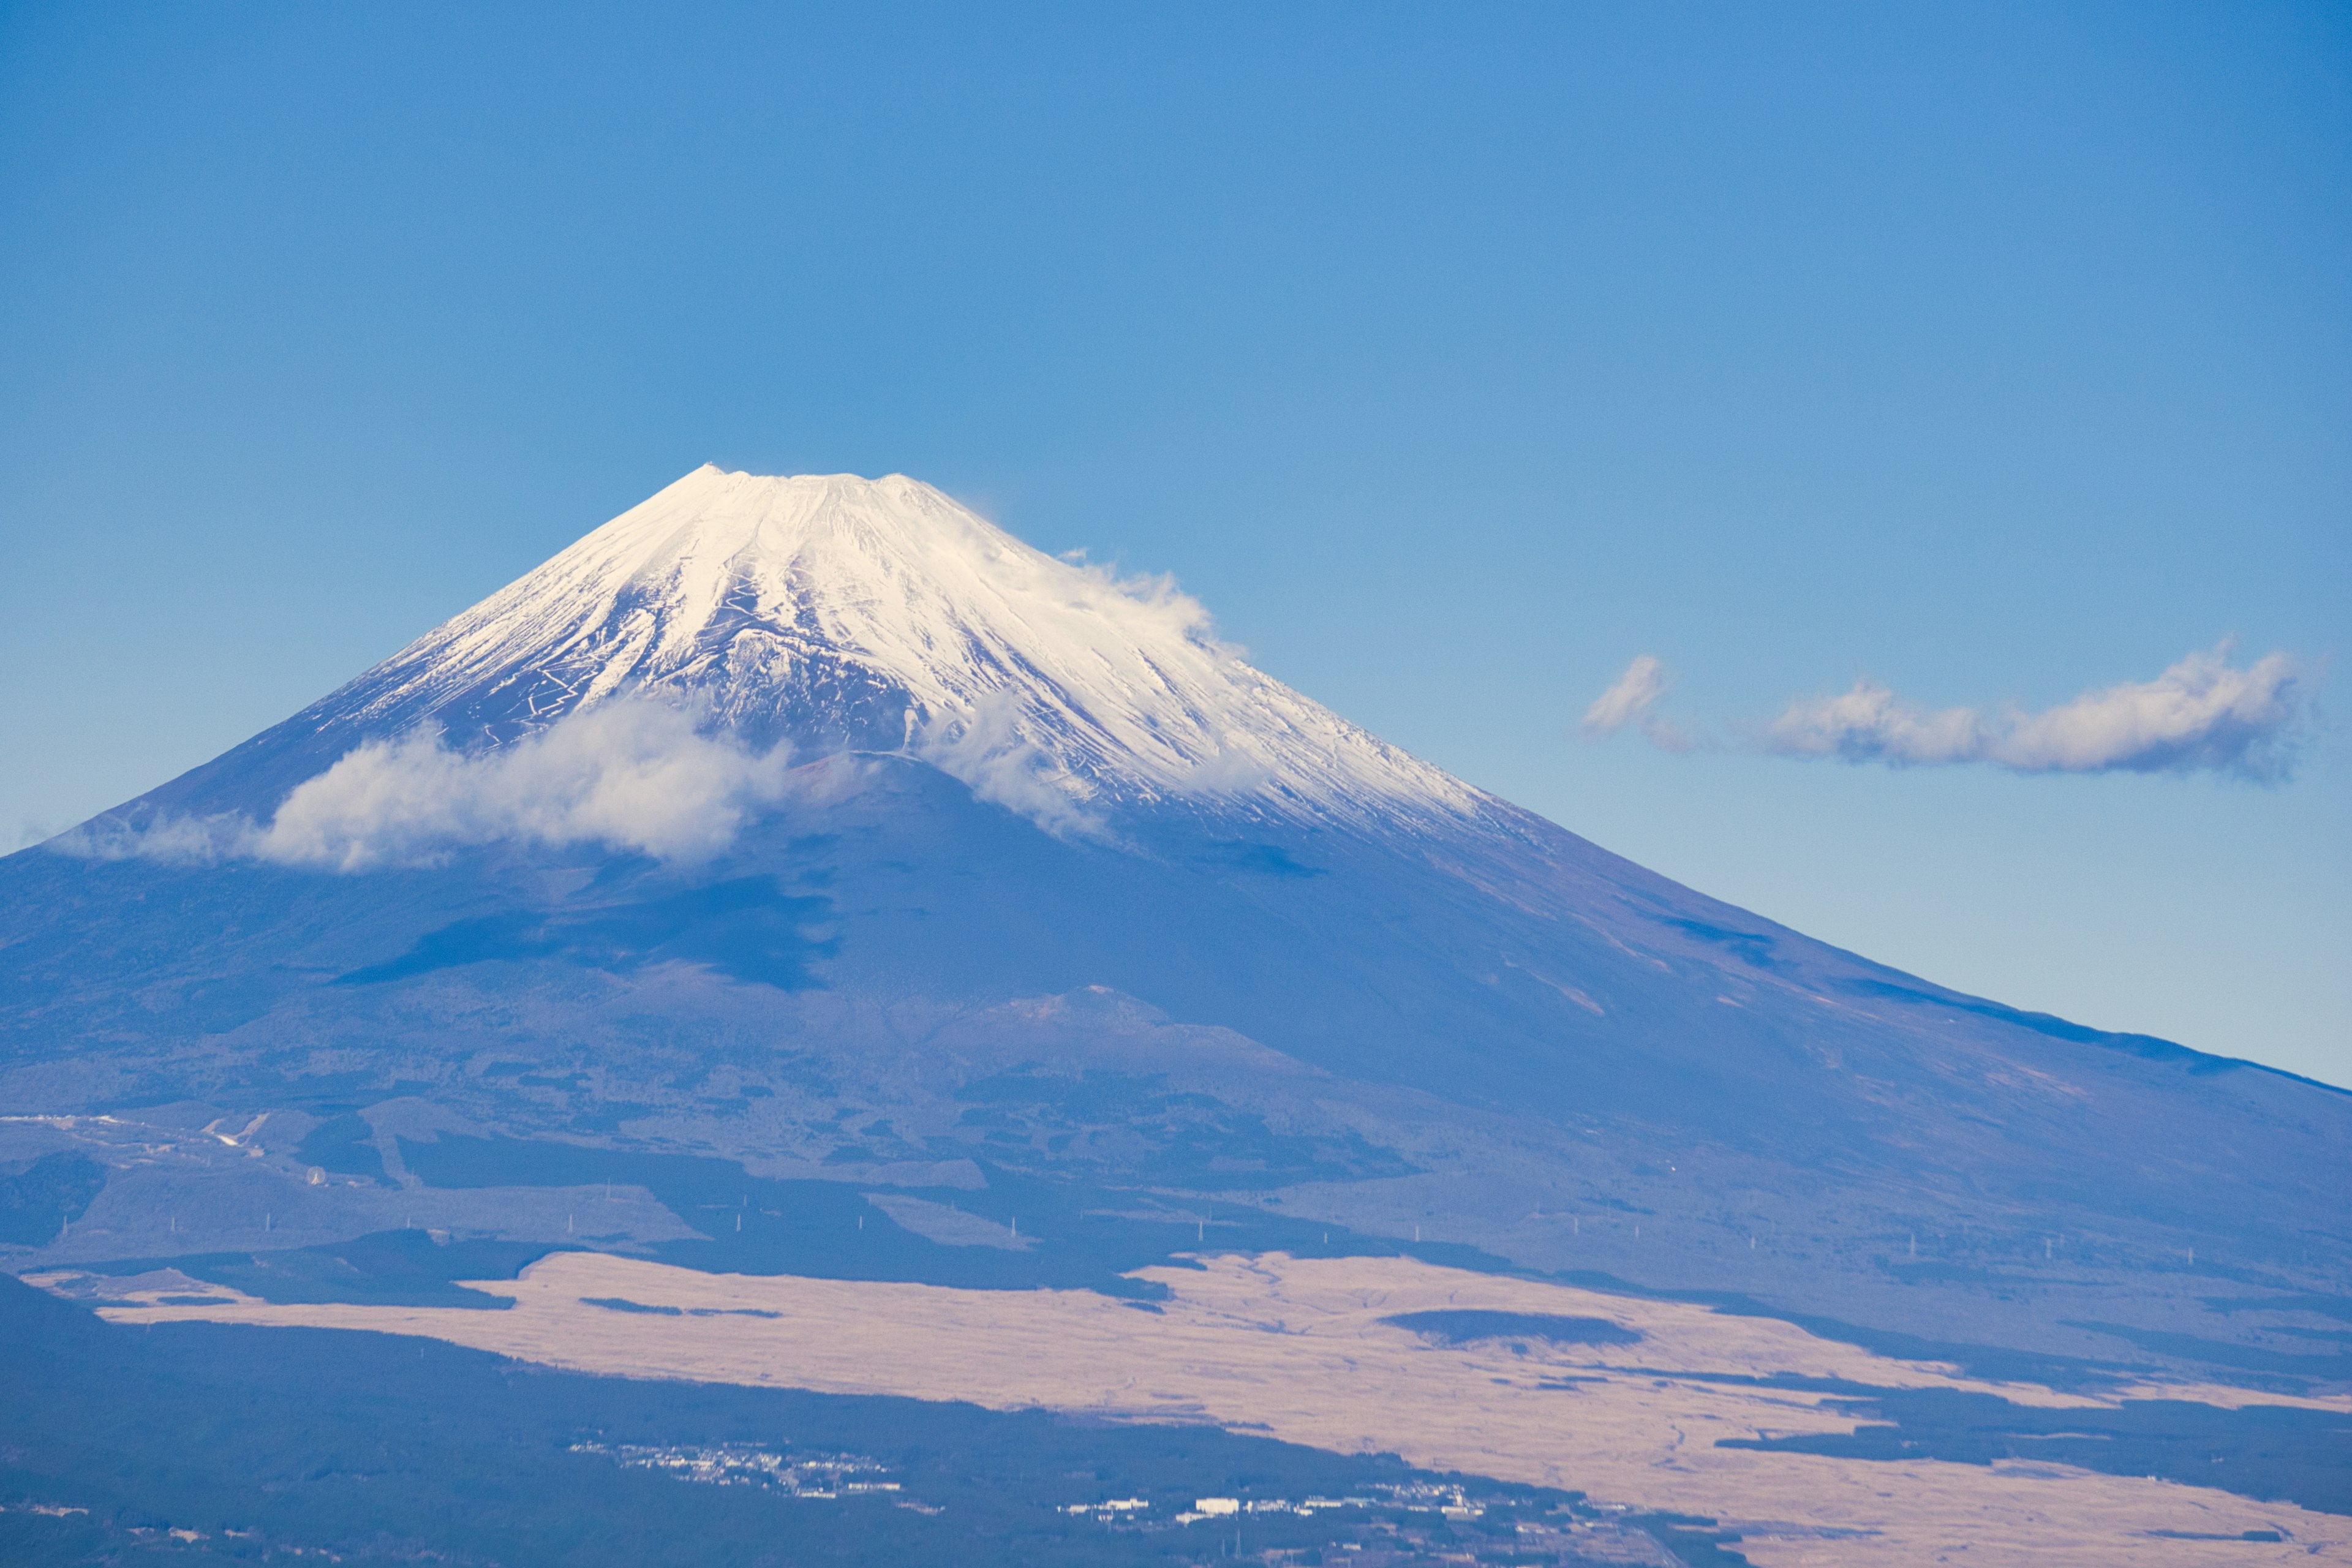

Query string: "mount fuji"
[[3, 466, 2345, 1379]]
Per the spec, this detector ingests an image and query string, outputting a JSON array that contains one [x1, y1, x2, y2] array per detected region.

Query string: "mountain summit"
[[170, 467, 1477, 834]]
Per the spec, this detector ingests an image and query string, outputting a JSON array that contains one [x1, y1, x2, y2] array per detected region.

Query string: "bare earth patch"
[[47, 1250, 2348, 1567]]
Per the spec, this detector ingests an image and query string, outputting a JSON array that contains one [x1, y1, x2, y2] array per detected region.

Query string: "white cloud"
[[1761, 643, 2310, 779], [53, 811, 258, 865], [1761, 682, 1988, 766], [907, 694, 1106, 839], [59, 685, 1121, 873], [58, 697, 801, 871], [1583, 655, 1666, 735], [257, 698, 798, 868], [1581, 655, 1692, 752], [1992, 644, 2306, 777]]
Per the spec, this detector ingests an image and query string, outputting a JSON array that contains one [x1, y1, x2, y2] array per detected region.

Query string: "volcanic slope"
[[3, 466, 2346, 1383]]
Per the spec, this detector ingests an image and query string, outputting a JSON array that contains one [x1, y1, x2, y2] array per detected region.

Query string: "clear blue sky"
[[2, 4, 2345, 1081]]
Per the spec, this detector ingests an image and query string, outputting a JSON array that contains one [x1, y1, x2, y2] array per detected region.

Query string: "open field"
[[45, 1249, 2348, 1566]]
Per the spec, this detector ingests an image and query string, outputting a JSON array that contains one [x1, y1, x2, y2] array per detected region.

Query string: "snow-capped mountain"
[[202, 467, 1481, 834], [5, 466, 2347, 1390]]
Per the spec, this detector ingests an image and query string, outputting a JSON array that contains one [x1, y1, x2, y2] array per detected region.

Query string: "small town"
[[566, 1441, 902, 1499], [1067, 1482, 1492, 1528], [560, 1444, 1726, 1563]]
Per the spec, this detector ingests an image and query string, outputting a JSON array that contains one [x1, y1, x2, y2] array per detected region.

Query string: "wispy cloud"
[[907, 694, 1106, 838], [50, 812, 254, 865], [1581, 655, 1692, 752], [1758, 643, 2312, 779], [1768, 644, 2314, 780], [1583, 655, 1667, 735], [1584, 642, 2313, 780]]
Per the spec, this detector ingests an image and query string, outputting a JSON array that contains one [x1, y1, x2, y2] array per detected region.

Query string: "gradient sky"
[[2, 4, 2346, 1082]]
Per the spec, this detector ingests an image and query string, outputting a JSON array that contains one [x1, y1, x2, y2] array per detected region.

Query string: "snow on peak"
[[320, 466, 1484, 831]]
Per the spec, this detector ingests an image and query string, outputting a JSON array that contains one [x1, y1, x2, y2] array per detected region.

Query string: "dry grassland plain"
[[50, 1251, 2349, 1567]]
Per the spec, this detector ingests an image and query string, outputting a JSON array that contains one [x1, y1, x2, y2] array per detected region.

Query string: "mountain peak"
[[258, 467, 1483, 831]]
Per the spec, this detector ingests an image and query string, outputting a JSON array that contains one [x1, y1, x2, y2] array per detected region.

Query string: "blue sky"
[[2, 4, 2345, 1081]]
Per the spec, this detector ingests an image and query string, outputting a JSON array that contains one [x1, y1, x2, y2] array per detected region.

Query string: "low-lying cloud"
[[907, 695, 1106, 839], [61, 698, 801, 870], [1583, 642, 2313, 780], [56, 687, 1129, 873], [262, 699, 797, 868]]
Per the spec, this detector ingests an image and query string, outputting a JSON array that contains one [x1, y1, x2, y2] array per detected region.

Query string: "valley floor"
[[39, 1249, 2348, 1567]]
